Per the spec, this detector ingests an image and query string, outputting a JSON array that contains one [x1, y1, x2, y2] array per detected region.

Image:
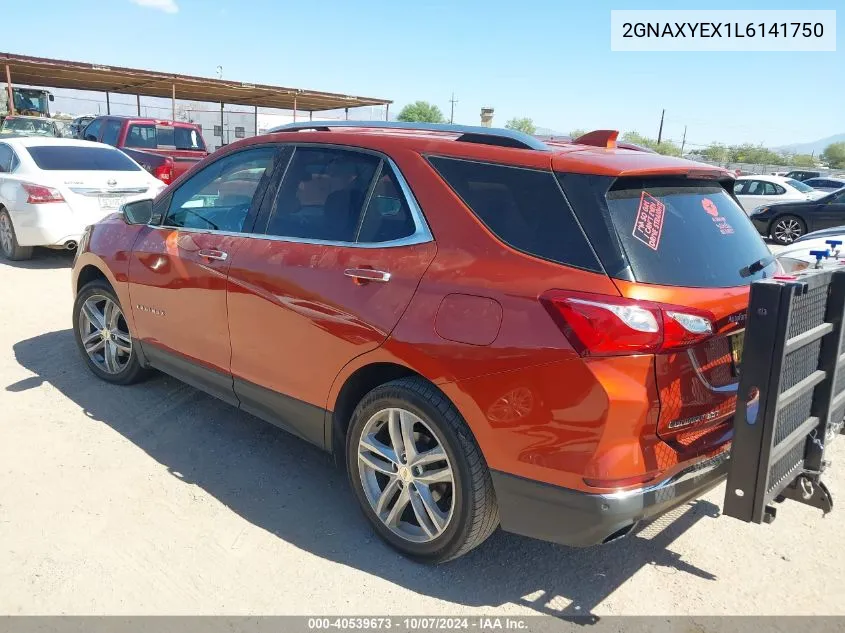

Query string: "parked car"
[[784, 170, 821, 182], [803, 176, 845, 192], [71, 121, 774, 562], [776, 228, 845, 273], [69, 115, 96, 139], [0, 115, 64, 138], [81, 115, 208, 185], [0, 137, 166, 260], [733, 174, 826, 214], [749, 188, 845, 244]]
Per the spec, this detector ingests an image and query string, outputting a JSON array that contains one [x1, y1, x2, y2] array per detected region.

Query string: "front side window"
[[82, 118, 102, 141], [429, 156, 601, 271], [165, 147, 277, 232], [101, 120, 122, 147], [265, 147, 380, 242]]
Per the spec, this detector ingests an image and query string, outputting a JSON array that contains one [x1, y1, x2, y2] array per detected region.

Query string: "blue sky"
[[3, 0, 842, 147]]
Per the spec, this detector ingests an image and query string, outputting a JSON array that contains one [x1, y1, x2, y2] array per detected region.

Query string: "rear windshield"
[[124, 124, 205, 151], [602, 178, 775, 287], [786, 178, 813, 193], [27, 146, 141, 171]]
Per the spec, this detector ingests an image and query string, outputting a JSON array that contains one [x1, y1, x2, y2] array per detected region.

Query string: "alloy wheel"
[[357, 407, 455, 543], [78, 294, 132, 374], [0, 213, 12, 255], [774, 218, 802, 244]]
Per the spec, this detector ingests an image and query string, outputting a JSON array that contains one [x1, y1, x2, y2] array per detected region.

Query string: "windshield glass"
[[604, 178, 776, 287], [12, 89, 48, 116], [26, 145, 141, 171], [787, 178, 814, 193], [1, 118, 54, 136]]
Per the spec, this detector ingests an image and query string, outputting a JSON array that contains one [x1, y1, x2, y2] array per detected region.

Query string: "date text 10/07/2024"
[[307, 617, 530, 630]]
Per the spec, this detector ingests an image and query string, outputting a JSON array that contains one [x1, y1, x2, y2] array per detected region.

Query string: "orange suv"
[[71, 122, 776, 562]]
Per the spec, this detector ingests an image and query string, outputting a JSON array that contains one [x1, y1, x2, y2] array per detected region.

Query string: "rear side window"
[[428, 157, 601, 272], [571, 176, 776, 288], [26, 146, 141, 171], [125, 124, 206, 151]]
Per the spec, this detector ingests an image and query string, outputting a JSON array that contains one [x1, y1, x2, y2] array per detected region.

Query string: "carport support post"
[[309, 111, 312, 121], [293, 95, 297, 122], [345, 107, 348, 120], [220, 103, 224, 146], [105, 92, 110, 115], [254, 105, 258, 137], [4, 65, 14, 116], [385, 103, 389, 121], [171, 84, 176, 121], [136, 94, 141, 116]]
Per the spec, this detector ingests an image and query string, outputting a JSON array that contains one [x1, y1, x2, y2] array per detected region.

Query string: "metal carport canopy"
[[0, 52, 392, 112]]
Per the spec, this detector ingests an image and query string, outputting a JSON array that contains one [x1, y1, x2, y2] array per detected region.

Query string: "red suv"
[[71, 122, 776, 563]]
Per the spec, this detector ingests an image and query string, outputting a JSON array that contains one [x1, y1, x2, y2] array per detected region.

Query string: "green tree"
[[621, 131, 682, 157], [701, 143, 729, 163], [727, 143, 785, 165], [790, 154, 817, 168], [821, 142, 845, 169], [396, 101, 446, 124], [569, 128, 587, 139], [505, 117, 536, 135]]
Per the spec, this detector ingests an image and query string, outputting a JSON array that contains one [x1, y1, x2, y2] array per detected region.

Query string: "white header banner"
[[611, 10, 836, 52]]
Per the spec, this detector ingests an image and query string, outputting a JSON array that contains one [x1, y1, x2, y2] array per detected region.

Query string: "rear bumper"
[[491, 449, 730, 547]]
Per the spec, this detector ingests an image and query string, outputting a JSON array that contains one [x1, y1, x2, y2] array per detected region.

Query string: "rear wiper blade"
[[740, 255, 776, 278]]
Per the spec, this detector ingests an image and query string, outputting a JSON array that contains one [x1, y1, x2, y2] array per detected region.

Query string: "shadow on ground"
[[0, 248, 74, 270], [10, 329, 721, 616]]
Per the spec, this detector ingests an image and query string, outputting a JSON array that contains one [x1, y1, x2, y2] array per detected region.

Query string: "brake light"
[[22, 182, 64, 204], [152, 158, 174, 185], [540, 290, 714, 356]]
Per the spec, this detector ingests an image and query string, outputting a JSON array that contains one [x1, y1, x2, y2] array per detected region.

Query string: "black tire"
[[0, 208, 33, 261], [346, 376, 498, 563], [770, 214, 806, 245], [72, 279, 150, 385]]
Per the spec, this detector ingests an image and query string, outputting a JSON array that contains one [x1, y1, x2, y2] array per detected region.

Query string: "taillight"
[[540, 290, 714, 357], [22, 183, 64, 204], [152, 159, 174, 185]]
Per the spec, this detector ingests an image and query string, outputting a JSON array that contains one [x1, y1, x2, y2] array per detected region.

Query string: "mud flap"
[[724, 268, 845, 524]]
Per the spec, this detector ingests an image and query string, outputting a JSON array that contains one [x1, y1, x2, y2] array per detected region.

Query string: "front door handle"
[[344, 268, 391, 283], [198, 249, 228, 261]]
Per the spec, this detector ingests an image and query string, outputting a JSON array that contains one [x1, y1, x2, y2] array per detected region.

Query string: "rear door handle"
[[198, 249, 228, 261], [344, 268, 391, 283]]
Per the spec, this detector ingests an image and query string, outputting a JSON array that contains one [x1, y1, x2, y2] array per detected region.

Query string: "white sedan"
[[733, 174, 826, 214], [0, 137, 164, 260]]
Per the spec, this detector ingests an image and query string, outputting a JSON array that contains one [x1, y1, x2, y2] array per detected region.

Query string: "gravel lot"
[[1, 248, 843, 616]]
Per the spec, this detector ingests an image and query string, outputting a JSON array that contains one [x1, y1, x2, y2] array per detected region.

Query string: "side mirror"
[[372, 195, 402, 217], [121, 199, 154, 225]]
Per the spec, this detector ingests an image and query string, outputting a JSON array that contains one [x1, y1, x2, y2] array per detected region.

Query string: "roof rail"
[[267, 120, 550, 151]]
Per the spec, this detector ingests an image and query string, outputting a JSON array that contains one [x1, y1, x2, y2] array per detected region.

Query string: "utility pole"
[[657, 109, 665, 145], [449, 92, 458, 124], [680, 125, 687, 154]]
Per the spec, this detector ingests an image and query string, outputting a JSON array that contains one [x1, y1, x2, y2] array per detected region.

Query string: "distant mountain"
[[778, 133, 845, 156]]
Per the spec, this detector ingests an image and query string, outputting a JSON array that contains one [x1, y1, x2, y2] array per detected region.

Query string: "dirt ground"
[[1, 248, 843, 616]]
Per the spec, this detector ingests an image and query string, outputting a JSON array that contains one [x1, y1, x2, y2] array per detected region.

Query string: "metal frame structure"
[[0, 52, 392, 122], [725, 268, 845, 524], [268, 121, 551, 151]]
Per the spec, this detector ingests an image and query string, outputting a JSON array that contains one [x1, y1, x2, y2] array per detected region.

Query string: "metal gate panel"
[[724, 268, 845, 523]]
